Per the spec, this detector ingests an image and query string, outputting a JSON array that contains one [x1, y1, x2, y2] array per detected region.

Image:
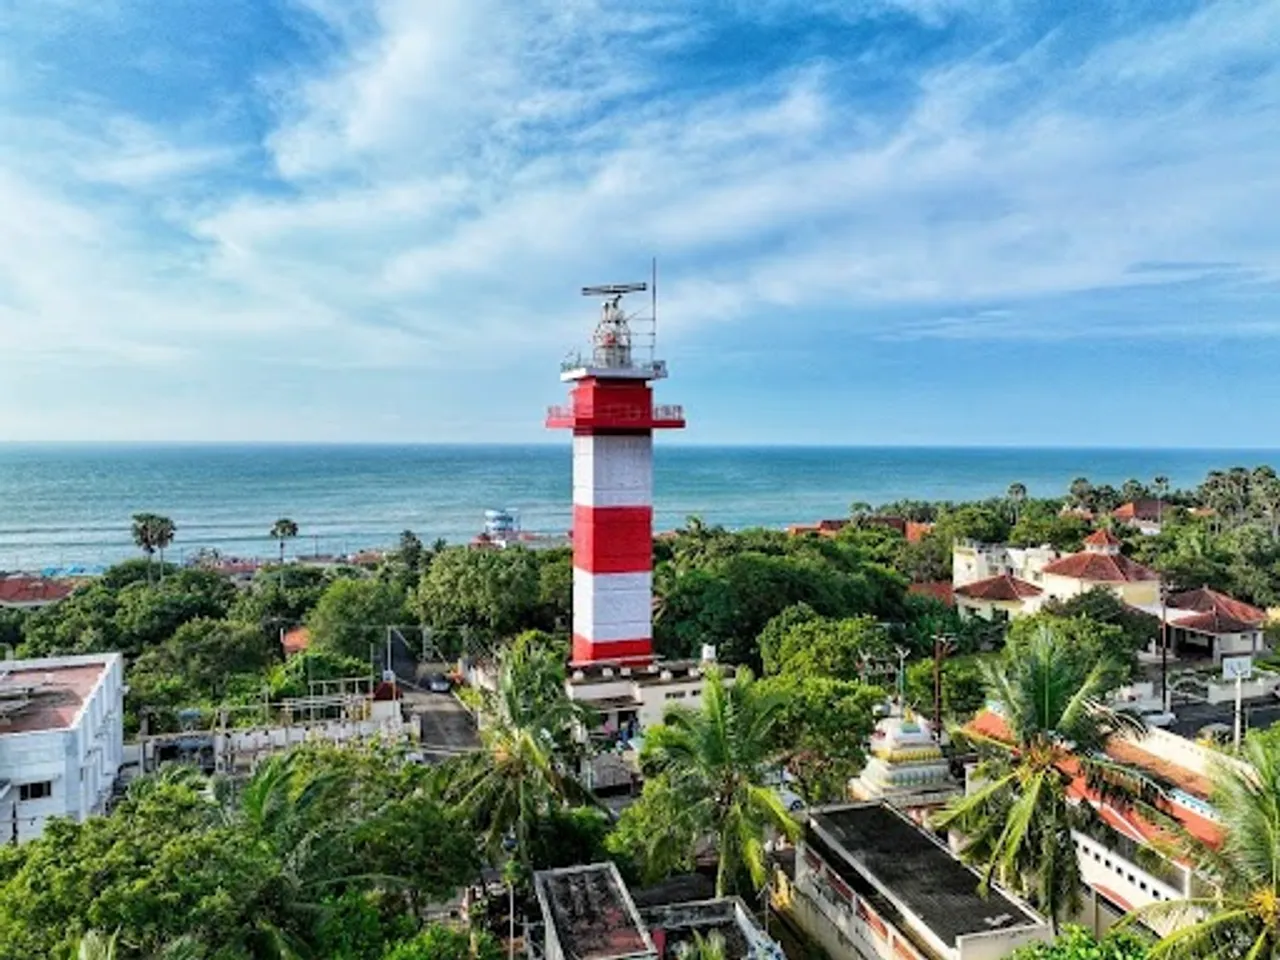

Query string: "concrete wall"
[[0, 654, 123, 841]]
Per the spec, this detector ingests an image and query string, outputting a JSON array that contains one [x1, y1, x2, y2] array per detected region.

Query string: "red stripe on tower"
[[547, 281, 684, 666]]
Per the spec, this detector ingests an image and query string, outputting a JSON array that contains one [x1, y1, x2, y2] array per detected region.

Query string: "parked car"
[[1140, 709, 1177, 728], [426, 673, 452, 694], [765, 769, 806, 812]]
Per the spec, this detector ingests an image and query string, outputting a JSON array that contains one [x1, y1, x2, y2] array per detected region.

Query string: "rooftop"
[[535, 863, 655, 960], [0, 657, 114, 735], [1040, 550, 1158, 583], [0, 575, 74, 606], [568, 659, 731, 688], [807, 803, 1044, 949], [954, 574, 1042, 601]]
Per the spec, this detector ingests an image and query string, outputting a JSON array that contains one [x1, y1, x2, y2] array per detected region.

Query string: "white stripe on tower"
[[571, 433, 655, 664]]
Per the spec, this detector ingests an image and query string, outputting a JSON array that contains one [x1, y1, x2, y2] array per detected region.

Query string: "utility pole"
[[933, 635, 955, 735], [1160, 582, 1171, 713]]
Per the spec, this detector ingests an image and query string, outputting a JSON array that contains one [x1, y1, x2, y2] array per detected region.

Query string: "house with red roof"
[[964, 709, 1234, 935], [1112, 499, 1168, 536], [0, 575, 75, 610], [1134, 586, 1268, 666], [952, 530, 1161, 621]]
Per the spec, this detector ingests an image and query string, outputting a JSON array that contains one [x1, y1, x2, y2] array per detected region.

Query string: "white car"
[[765, 769, 806, 812], [1140, 710, 1177, 728]]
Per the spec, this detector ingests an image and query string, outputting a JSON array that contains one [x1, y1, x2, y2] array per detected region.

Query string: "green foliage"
[[893, 532, 951, 583], [265, 647, 373, 698], [758, 673, 882, 803], [608, 773, 701, 885], [309, 577, 411, 660], [438, 641, 593, 869], [1043, 589, 1158, 665], [905, 655, 990, 722], [380, 925, 501, 960], [933, 505, 1011, 548], [415, 547, 543, 642], [523, 805, 613, 872], [760, 612, 890, 680], [634, 667, 799, 896], [1009, 503, 1091, 552], [1007, 612, 1136, 686], [1137, 730, 1280, 958], [935, 626, 1157, 929], [0, 606, 26, 651], [1011, 926, 1149, 959], [0, 745, 478, 959]]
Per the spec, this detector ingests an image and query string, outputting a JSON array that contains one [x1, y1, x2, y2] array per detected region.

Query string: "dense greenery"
[[935, 625, 1162, 931], [1012, 926, 1150, 960], [0, 745, 479, 959]]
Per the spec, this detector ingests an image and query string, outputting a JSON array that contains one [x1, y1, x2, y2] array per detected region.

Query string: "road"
[[1166, 694, 1280, 739], [411, 691, 481, 759]]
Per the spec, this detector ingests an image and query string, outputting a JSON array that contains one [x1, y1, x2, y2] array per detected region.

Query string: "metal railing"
[[545, 404, 683, 422]]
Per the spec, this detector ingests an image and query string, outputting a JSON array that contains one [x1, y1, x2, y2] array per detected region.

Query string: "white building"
[[788, 802, 1051, 960], [0, 653, 124, 842]]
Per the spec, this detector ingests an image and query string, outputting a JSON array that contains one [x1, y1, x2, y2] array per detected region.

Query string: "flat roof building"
[[534, 862, 784, 960], [0, 653, 124, 841], [788, 802, 1050, 960]]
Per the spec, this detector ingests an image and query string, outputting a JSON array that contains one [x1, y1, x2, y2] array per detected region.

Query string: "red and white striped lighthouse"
[[547, 282, 684, 666]]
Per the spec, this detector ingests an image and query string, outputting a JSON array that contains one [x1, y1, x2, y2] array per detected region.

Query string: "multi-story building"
[[0, 653, 124, 841], [786, 801, 1051, 960]]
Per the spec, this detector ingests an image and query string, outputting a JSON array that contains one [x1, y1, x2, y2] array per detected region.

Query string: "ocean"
[[0, 444, 1276, 571]]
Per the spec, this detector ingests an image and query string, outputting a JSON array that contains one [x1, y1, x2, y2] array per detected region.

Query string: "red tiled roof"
[[282, 627, 311, 656], [954, 574, 1042, 601], [0, 576, 74, 606], [1041, 551, 1158, 583], [1084, 528, 1123, 547], [905, 521, 934, 543], [1168, 587, 1265, 626], [909, 581, 954, 606], [1113, 500, 1164, 523], [966, 711, 1224, 849]]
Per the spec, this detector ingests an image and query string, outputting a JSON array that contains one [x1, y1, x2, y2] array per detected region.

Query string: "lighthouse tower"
[[547, 282, 684, 666]]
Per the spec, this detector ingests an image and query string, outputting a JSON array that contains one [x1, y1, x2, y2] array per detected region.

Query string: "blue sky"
[[1, 0, 1278, 445]]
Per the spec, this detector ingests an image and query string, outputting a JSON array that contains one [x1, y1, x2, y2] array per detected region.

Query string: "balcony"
[[546, 402, 685, 431]]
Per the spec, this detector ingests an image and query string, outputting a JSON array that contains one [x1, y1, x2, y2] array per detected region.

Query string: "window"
[[19, 781, 52, 802]]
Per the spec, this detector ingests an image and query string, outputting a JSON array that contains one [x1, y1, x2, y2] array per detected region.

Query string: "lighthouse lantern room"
[[546, 281, 684, 666]]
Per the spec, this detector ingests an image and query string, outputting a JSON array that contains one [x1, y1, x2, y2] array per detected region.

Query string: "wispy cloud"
[[0, 0, 1277, 440]]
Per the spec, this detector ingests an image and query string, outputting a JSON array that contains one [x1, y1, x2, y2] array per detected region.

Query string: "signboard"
[[1222, 655, 1254, 681]]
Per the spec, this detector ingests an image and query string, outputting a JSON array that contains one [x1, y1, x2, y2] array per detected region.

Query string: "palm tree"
[[442, 643, 595, 869], [131, 513, 175, 585], [1139, 734, 1280, 958], [270, 518, 299, 588], [933, 625, 1159, 932], [1069, 477, 1094, 511], [152, 515, 175, 582], [639, 667, 799, 896], [1154, 475, 1170, 525], [1007, 483, 1028, 524]]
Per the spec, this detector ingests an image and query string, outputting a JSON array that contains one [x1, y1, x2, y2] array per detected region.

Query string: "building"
[[952, 574, 1041, 621], [568, 658, 737, 736], [951, 531, 1161, 620], [0, 653, 124, 842], [965, 710, 1230, 935], [546, 283, 685, 667], [1112, 500, 1167, 536], [1143, 586, 1267, 665], [787, 801, 1050, 960], [849, 710, 963, 810], [1037, 529, 1160, 606], [0, 574, 75, 610], [534, 862, 784, 960]]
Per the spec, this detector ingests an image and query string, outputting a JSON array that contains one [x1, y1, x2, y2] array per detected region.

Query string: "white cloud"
[[0, 0, 1279, 440]]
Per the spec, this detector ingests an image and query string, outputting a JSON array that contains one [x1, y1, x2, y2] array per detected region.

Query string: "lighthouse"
[[546, 281, 684, 666]]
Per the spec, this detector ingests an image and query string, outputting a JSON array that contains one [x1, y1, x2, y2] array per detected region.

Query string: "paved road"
[[1167, 694, 1280, 739], [411, 690, 481, 759]]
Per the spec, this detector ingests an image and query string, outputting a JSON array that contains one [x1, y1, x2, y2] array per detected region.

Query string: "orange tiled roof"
[[282, 626, 311, 656], [0, 576, 74, 605], [1169, 587, 1265, 626], [909, 581, 954, 606], [905, 521, 935, 543], [1041, 551, 1158, 583], [954, 574, 1042, 602], [1113, 500, 1164, 523], [966, 711, 1224, 849], [1084, 528, 1123, 547]]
